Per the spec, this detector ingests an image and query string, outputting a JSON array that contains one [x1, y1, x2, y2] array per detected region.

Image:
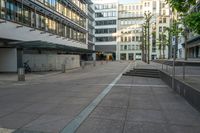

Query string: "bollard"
[[93, 61, 96, 67], [62, 64, 66, 73], [81, 61, 85, 69], [18, 68, 25, 81]]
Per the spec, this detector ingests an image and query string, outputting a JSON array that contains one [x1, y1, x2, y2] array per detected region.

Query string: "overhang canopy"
[[6, 40, 96, 54]]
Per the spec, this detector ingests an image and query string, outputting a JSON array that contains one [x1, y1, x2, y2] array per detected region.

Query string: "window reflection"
[[0, 0, 87, 44]]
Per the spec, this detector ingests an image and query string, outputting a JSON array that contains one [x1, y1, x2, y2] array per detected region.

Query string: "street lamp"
[[144, 11, 153, 64]]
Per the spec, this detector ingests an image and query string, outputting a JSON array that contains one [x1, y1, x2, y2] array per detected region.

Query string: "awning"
[[6, 40, 97, 54]]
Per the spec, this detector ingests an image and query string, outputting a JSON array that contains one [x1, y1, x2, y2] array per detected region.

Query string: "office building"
[[93, 0, 118, 60], [117, 3, 144, 60], [0, 0, 93, 72]]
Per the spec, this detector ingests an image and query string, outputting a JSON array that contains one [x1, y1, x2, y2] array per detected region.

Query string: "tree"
[[184, 12, 200, 34], [144, 11, 153, 64], [156, 38, 162, 59], [156, 32, 168, 59], [165, 0, 196, 13], [165, 0, 197, 60]]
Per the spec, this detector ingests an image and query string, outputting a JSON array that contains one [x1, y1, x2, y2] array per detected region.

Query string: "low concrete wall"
[[23, 54, 80, 71], [160, 70, 200, 112], [0, 48, 17, 72]]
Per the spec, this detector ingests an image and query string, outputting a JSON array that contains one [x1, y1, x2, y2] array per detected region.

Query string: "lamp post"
[[144, 11, 153, 64]]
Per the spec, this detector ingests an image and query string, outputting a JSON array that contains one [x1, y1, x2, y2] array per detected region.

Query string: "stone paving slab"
[[76, 118, 124, 133], [76, 62, 200, 133], [0, 62, 131, 133], [0, 61, 200, 133]]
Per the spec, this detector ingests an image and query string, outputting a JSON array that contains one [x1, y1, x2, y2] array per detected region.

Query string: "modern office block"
[[0, 0, 95, 72]]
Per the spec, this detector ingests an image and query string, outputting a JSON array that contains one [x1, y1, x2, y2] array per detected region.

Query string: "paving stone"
[[152, 87, 174, 94], [160, 101, 197, 112], [170, 125, 200, 133], [124, 121, 169, 133], [98, 98, 128, 108], [129, 99, 161, 110], [0, 113, 39, 129], [18, 103, 58, 114], [76, 118, 124, 133], [129, 94, 157, 102], [22, 115, 73, 133], [127, 109, 166, 123], [47, 104, 85, 116], [90, 106, 127, 121], [164, 110, 200, 126], [130, 86, 153, 95]]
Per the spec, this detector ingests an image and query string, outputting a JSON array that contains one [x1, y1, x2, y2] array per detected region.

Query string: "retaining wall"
[[160, 70, 200, 112]]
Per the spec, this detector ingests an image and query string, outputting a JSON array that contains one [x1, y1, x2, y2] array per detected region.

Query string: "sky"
[[118, 0, 140, 4]]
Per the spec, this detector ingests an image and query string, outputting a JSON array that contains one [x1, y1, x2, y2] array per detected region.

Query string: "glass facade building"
[[0, 0, 89, 44]]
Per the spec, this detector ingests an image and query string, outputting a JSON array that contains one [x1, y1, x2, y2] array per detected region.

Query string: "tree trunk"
[[163, 45, 165, 59], [184, 29, 188, 60]]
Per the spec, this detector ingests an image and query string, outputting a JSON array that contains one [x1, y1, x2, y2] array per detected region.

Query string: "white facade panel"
[[23, 54, 80, 71], [0, 48, 17, 72], [0, 20, 88, 49]]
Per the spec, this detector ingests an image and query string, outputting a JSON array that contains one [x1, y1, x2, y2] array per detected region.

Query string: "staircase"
[[123, 68, 160, 78]]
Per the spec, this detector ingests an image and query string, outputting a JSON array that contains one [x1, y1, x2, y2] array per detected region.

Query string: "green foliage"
[[184, 12, 200, 34], [165, 0, 196, 13], [165, 20, 183, 36]]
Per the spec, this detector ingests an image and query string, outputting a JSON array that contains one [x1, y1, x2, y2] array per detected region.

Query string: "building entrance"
[[128, 53, 134, 60]]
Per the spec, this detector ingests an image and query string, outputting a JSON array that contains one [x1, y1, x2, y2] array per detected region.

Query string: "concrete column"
[[17, 48, 23, 69]]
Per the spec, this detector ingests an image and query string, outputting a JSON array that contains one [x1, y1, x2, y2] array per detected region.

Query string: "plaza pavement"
[[0, 61, 200, 133]]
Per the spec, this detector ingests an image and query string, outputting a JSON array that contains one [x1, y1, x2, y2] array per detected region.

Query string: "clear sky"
[[118, 0, 140, 4]]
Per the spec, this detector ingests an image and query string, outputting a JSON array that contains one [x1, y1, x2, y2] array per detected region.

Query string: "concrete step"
[[123, 73, 160, 78], [124, 68, 160, 78]]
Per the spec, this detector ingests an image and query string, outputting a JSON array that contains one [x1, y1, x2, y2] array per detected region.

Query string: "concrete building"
[[116, 0, 171, 61], [153, 0, 171, 59], [117, 3, 144, 60], [87, 1, 96, 60], [0, 0, 94, 72], [93, 0, 118, 60]]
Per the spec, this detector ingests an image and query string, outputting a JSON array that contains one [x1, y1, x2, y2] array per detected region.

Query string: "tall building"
[[93, 0, 118, 60], [87, 1, 96, 60], [92, 0, 171, 61], [117, 3, 144, 60], [0, 0, 93, 72]]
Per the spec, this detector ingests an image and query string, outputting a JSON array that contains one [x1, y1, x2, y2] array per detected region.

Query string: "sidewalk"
[[76, 71, 200, 133], [0, 61, 199, 133], [0, 61, 110, 88], [76, 61, 200, 133]]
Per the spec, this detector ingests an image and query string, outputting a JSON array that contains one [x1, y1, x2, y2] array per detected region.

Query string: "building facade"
[[93, 0, 118, 60], [87, 1, 96, 60], [92, 0, 171, 61], [117, 3, 144, 60], [177, 0, 200, 59], [0, 0, 93, 72], [116, 0, 171, 61]]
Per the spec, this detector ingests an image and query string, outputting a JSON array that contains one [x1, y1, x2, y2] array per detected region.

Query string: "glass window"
[[163, 17, 166, 23]]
